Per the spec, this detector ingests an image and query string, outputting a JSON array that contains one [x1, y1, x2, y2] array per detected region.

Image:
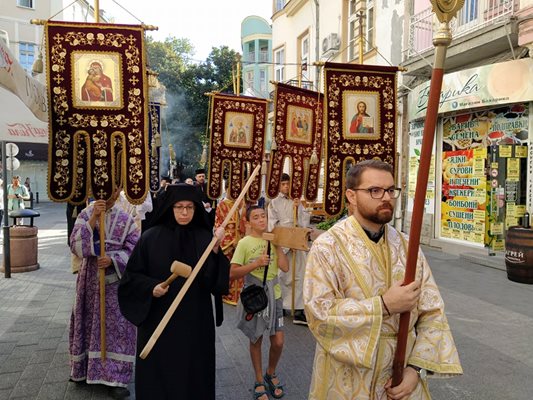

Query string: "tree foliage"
[[146, 38, 240, 178]]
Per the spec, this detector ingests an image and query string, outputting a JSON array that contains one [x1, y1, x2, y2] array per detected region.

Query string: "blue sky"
[[103, 0, 272, 61]]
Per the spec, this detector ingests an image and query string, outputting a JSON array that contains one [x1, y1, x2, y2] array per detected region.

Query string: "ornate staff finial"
[[430, 0, 465, 23]]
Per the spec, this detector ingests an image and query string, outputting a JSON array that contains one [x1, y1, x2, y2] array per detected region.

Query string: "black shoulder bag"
[[240, 241, 270, 321]]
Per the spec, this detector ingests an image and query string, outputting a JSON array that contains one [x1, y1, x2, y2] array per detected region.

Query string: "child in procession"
[[230, 205, 289, 400]]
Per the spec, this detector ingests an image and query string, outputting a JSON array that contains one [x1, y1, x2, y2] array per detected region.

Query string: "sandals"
[[253, 382, 268, 400], [264, 372, 285, 399]]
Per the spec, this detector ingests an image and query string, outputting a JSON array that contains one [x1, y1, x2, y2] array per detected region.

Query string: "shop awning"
[[0, 85, 48, 144], [1, 39, 48, 144]]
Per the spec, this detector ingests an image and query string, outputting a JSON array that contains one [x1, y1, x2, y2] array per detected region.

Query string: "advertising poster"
[[441, 149, 487, 243], [407, 121, 435, 213], [439, 104, 528, 246]]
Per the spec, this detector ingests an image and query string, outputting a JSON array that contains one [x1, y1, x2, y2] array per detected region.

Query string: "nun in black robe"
[[118, 184, 229, 400]]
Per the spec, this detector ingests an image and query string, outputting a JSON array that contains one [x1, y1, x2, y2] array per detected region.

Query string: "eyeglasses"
[[351, 187, 402, 199], [173, 205, 195, 213]]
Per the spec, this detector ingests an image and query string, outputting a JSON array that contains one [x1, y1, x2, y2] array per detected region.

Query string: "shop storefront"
[[406, 58, 533, 252]]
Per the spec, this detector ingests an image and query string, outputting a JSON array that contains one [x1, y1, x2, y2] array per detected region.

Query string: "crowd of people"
[[66, 161, 462, 400]]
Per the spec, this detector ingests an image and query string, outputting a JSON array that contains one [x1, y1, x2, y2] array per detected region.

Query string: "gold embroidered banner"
[[45, 21, 148, 204], [148, 102, 161, 193], [323, 62, 398, 216], [267, 83, 323, 201], [207, 93, 267, 202]]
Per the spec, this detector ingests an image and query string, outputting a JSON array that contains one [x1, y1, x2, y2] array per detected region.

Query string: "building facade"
[[401, 0, 533, 254], [241, 15, 273, 99], [270, 0, 407, 221], [0, 0, 108, 202]]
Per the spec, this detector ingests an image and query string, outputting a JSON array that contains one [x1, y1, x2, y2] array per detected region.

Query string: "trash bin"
[[505, 226, 533, 284], [0, 209, 40, 273]]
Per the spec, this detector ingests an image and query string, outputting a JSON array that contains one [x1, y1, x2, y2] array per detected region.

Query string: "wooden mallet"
[[161, 261, 192, 289]]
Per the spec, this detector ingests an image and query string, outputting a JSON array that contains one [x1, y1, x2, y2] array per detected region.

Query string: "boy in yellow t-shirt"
[[230, 205, 289, 400]]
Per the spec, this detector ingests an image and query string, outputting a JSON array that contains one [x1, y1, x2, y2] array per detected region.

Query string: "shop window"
[[439, 104, 529, 251]]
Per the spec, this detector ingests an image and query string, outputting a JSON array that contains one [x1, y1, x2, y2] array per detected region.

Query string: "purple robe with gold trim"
[[69, 204, 139, 387]]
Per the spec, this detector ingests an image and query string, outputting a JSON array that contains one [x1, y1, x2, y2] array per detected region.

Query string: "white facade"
[[271, 0, 406, 91]]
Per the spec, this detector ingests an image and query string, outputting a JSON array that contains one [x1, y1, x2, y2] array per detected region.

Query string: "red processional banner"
[[45, 21, 148, 204], [267, 83, 323, 201], [207, 93, 267, 202], [323, 62, 398, 216]]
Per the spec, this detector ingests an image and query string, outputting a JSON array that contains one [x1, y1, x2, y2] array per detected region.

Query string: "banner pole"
[[391, 0, 463, 386]]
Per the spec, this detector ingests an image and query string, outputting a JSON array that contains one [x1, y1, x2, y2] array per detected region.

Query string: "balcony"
[[244, 50, 269, 64], [403, 0, 519, 76], [286, 79, 314, 91]]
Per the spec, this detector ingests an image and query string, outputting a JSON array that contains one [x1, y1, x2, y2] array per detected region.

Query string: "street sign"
[[6, 143, 19, 157], [6, 156, 20, 171]]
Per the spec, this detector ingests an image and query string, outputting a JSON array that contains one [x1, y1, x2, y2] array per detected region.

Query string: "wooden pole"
[[236, 54, 241, 96], [290, 202, 298, 316], [391, 0, 463, 386], [139, 164, 261, 359], [99, 213, 106, 361], [94, 0, 100, 23]]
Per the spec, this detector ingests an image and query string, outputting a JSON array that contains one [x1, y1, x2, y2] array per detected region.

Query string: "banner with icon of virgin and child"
[[45, 21, 149, 204]]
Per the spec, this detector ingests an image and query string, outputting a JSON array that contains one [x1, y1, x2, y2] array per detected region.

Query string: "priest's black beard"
[[367, 213, 393, 225]]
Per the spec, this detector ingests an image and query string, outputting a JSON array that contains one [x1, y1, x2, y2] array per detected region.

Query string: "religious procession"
[[3, 0, 533, 399]]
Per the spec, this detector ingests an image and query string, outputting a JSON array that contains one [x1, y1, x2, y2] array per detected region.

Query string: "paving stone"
[[0, 371, 21, 390], [14, 334, 39, 347], [0, 343, 15, 356], [28, 350, 55, 365], [43, 365, 70, 384], [36, 382, 68, 400], [0, 355, 30, 374], [41, 327, 65, 339], [9, 378, 43, 398], [9, 345, 38, 357], [37, 338, 61, 351], [20, 363, 49, 381]]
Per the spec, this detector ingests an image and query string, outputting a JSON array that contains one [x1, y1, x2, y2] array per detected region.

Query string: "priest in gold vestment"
[[304, 160, 462, 400]]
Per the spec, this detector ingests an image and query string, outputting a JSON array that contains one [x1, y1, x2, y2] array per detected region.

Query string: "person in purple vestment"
[[69, 187, 140, 399]]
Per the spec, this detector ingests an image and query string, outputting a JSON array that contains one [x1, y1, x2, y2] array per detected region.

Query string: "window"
[[458, 0, 478, 26], [259, 43, 269, 63], [274, 48, 285, 82], [348, 0, 374, 60], [299, 33, 309, 73], [349, 19, 357, 60], [259, 69, 266, 93], [19, 42, 35, 73], [366, 0, 375, 52], [275, 0, 285, 13], [302, 36, 309, 59], [17, 0, 34, 8], [245, 71, 254, 89], [246, 42, 256, 63], [348, 1, 358, 60]]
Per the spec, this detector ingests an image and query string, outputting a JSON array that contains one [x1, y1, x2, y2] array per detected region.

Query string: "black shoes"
[[293, 310, 308, 326], [109, 387, 130, 399]]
